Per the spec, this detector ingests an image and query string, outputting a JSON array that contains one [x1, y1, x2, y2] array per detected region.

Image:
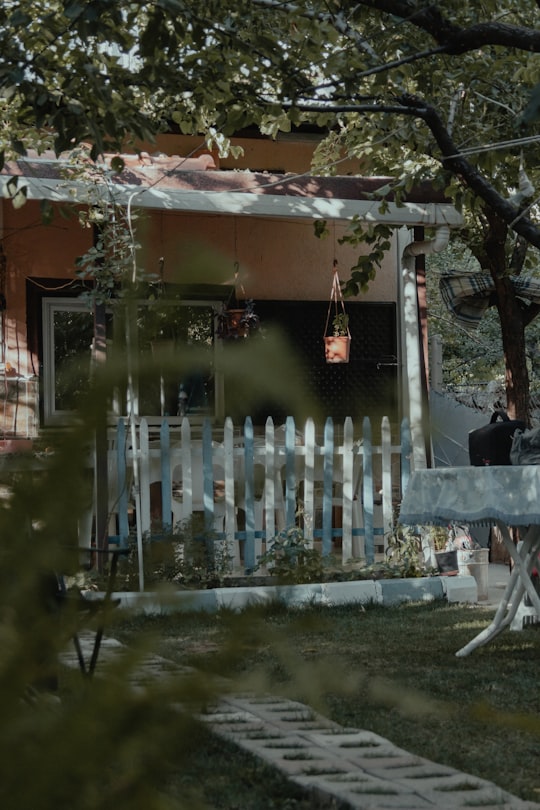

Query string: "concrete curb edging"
[[99, 574, 478, 615]]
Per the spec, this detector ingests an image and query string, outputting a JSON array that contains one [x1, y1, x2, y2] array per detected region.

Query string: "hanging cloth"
[[439, 273, 540, 331]]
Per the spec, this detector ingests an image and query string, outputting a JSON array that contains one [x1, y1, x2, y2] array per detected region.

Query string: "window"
[[42, 297, 95, 423], [39, 290, 224, 425], [127, 299, 224, 421]]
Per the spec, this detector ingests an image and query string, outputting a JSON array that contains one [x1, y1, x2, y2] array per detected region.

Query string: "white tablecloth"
[[399, 465, 540, 526]]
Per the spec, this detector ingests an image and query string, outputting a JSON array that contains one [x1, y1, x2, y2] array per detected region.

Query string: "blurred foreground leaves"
[[0, 325, 322, 809]]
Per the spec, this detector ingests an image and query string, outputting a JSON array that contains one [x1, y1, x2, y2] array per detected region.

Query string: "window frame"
[[42, 296, 95, 424], [39, 290, 226, 426]]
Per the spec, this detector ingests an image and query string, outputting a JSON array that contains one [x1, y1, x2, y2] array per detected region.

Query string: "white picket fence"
[[104, 415, 413, 573]]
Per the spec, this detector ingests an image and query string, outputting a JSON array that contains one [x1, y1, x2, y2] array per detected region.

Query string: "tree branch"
[[349, 1, 540, 54], [289, 95, 540, 250], [397, 94, 540, 250]]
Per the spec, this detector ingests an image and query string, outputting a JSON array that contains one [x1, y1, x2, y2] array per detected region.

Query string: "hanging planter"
[[324, 261, 351, 364], [217, 300, 259, 340], [217, 267, 260, 340]]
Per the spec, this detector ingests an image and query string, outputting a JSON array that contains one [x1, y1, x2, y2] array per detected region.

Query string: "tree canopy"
[[2, 1, 539, 263], [3, 1, 539, 234], [2, 0, 540, 416]]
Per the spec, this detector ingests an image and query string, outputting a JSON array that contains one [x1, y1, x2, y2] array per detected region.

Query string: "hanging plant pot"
[[218, 308, 250, 339], [217, 264, 260, 340], [324, 261, 351, 364], [324, 335, 351, 363], [217, 300, 259, 340]]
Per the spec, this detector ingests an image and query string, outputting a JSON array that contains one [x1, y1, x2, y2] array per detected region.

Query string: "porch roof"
[[0, 150, 462, 228]]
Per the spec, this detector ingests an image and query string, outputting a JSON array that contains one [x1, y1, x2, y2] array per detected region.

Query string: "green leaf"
[[313, 220, 329, 239]]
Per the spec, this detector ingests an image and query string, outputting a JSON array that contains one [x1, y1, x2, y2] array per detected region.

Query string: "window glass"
[[42, 298, 95, 422], [42, 296, 223, 424], [136, 301, 218, 418], [52, 308, 94, 411]]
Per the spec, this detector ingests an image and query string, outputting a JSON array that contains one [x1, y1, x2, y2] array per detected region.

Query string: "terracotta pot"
[[222, 309, 249, 339], [324, 335, 351, 363]]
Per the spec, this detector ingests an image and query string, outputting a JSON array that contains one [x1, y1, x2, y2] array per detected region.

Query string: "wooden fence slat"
[[139, 418, 151, 536], [264, 417, 276, 543], [401, 417, 412, 494], [180, 417, 192, 521], [243, 416, 256, 571], [160, 420, 172, 530], [303, 417, 315, 545], [362, 416, 374, 564], [202, 417, 214, 533], [223, 417, 237, 566], [342, 416, 354, 560], [381, 416, 393, 546], [285, 415, 297, 528], [322, 417, 334, 556]]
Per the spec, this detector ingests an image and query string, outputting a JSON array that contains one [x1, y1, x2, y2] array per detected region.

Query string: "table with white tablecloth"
[[399, 465, 540, 657]]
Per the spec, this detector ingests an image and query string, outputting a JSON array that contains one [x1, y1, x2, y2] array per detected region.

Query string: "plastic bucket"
[[458, 548, 490, 601]]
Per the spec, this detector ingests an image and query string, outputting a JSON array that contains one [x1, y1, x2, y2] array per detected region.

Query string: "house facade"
[[0, 131, 461, 464]]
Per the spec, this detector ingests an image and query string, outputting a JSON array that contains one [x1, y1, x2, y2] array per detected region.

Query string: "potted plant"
[[217, 265, 260, 341], [324, 261, 351, 363], [217, 297, 260, 340], [324, 312, 351, 363]]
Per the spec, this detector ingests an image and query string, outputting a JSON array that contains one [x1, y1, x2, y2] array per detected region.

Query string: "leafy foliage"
[[107, 517, 233, 591], [256, 527, 326, 584], [0, 320, 317, 807]]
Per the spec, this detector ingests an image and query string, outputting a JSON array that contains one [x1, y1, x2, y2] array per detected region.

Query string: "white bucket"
[[457, 548, 490, 601]]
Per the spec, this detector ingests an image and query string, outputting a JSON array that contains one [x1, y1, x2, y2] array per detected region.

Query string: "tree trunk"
[[482, 210, 530, 424], [492, 274, 530, 423]]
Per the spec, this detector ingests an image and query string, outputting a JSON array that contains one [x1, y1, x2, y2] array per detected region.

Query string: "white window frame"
[[42, 296, 224, 426], [42, 297, 94, 425]]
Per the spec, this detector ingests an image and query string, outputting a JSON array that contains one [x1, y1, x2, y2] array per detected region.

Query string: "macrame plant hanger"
[[324, 259, 351, 364]]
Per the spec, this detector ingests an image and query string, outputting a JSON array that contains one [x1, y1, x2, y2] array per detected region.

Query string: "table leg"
[[456, 523, 540, 657], [505, 529, 540, 617], [456, 563, 524, 657]]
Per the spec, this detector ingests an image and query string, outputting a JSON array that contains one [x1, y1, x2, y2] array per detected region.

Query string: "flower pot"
[[324, 335, 351, 364], [435, 549, 459, 576], [223, 309, 249, 338]]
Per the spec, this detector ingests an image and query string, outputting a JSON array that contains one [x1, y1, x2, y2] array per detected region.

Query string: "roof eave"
[[1, 176, 463, 228]]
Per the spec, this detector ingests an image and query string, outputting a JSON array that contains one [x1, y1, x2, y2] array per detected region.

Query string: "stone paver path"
[[61, 632, 540, 810]]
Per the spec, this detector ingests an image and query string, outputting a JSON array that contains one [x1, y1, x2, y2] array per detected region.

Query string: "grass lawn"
[[110, 598, 540, 805]]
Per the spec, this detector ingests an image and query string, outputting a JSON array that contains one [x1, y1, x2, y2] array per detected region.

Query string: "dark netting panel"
[[243, 301, 399, 426]]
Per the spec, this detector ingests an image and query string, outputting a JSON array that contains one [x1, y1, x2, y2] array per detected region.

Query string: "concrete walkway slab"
[[60, 629, 540, 810]]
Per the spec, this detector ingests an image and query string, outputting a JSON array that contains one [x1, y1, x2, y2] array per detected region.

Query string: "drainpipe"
[[400, 225, 450, 470], [403, 224, 450, 259]]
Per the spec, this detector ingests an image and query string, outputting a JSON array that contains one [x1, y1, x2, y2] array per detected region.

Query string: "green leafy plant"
[[103, 516, 233, 591], [426, 525, 450, 552], [256, 527, 325, 584], [332, 312, 349, 337], [385, 523, 425, 578]]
